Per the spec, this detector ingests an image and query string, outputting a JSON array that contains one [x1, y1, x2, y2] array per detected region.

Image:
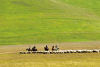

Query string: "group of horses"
[[26, 46, 37, 51], [26, 46, 59, 51]]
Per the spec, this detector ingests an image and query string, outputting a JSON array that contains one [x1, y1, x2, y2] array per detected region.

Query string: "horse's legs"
[[35, 49, 37, 51]]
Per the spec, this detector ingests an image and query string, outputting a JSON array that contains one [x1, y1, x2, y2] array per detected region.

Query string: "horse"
[[55, 47, 59, 51], [26, 48, 32, 51], [26, 48, 37, 51], [44, 47, 49, 51], [32, 47, 37, 51], [52, 46, 55, 51], [52, 46, 59, 51]]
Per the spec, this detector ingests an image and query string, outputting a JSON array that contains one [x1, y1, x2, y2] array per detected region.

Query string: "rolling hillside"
[[0, 0, 100, 45]]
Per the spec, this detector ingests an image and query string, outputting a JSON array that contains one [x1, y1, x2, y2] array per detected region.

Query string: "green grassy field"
[[0, 0, 100, 45], [0, 0, 100, 66]]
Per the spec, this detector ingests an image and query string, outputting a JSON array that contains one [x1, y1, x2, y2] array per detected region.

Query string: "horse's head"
[[44, 47, 46, 49], [26, 48, 29, 50]]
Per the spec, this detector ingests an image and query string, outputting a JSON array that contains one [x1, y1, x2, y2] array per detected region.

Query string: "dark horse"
[[32, 47, 37, 51], [44, 47, 49, 51], [26, 46, 37, 51], [26, 48, 37, 51]]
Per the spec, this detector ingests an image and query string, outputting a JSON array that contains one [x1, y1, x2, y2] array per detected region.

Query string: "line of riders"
[[26, 45, 59, 51]]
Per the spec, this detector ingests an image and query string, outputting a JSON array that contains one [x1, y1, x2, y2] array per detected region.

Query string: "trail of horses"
[[0, 41, 100, 55]]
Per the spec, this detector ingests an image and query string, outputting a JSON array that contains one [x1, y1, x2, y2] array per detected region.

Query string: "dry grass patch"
[[0, 41, 100, 67]]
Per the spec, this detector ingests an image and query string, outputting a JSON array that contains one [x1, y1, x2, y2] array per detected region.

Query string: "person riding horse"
[[55, 45, 59, 51], [52, 46, 55, 51], [29, 46, 31, 51], [32, 46, 37, 51], [26, 46, 37, 51], [26, 46, 32, 51], [52, 45, 59, 51], [44, 45, 49, 51]]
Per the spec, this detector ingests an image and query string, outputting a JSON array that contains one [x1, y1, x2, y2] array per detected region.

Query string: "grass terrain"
[[0, 53, 100, 67], [0, 0, 100, 45], [0, 42, 100, 67]]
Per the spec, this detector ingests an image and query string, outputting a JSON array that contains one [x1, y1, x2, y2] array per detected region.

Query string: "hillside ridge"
[[0, 0, 100, 45]]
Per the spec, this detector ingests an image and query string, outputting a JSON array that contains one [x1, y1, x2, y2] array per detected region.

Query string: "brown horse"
[[32, 47, 37, 51], [26, 47, 37, 51], [52, 46, 59, 51], [26, 48, 32, 51], [52, 46, 55, 51]]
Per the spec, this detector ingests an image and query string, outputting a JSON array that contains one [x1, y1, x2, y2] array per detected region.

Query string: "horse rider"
[[33, 46, 36, 49], [32, 46, 36, 51], [52, 46, 55, 51], [44, 45, 49, 51], [46, 45, 48, 48], [55, 45, 58, 48], [29, 46, 31, 51], [55, 45, 59, 51]]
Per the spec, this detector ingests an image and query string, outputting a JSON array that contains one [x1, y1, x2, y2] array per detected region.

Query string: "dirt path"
[[0, 41, 100, 54]]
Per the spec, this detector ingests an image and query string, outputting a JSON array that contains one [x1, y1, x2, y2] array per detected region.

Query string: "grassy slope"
[[0, 0, 100, 45]]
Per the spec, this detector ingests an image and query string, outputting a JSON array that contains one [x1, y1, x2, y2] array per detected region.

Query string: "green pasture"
[[58, 0, 100, 16], [0, 0, 100, 45]]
